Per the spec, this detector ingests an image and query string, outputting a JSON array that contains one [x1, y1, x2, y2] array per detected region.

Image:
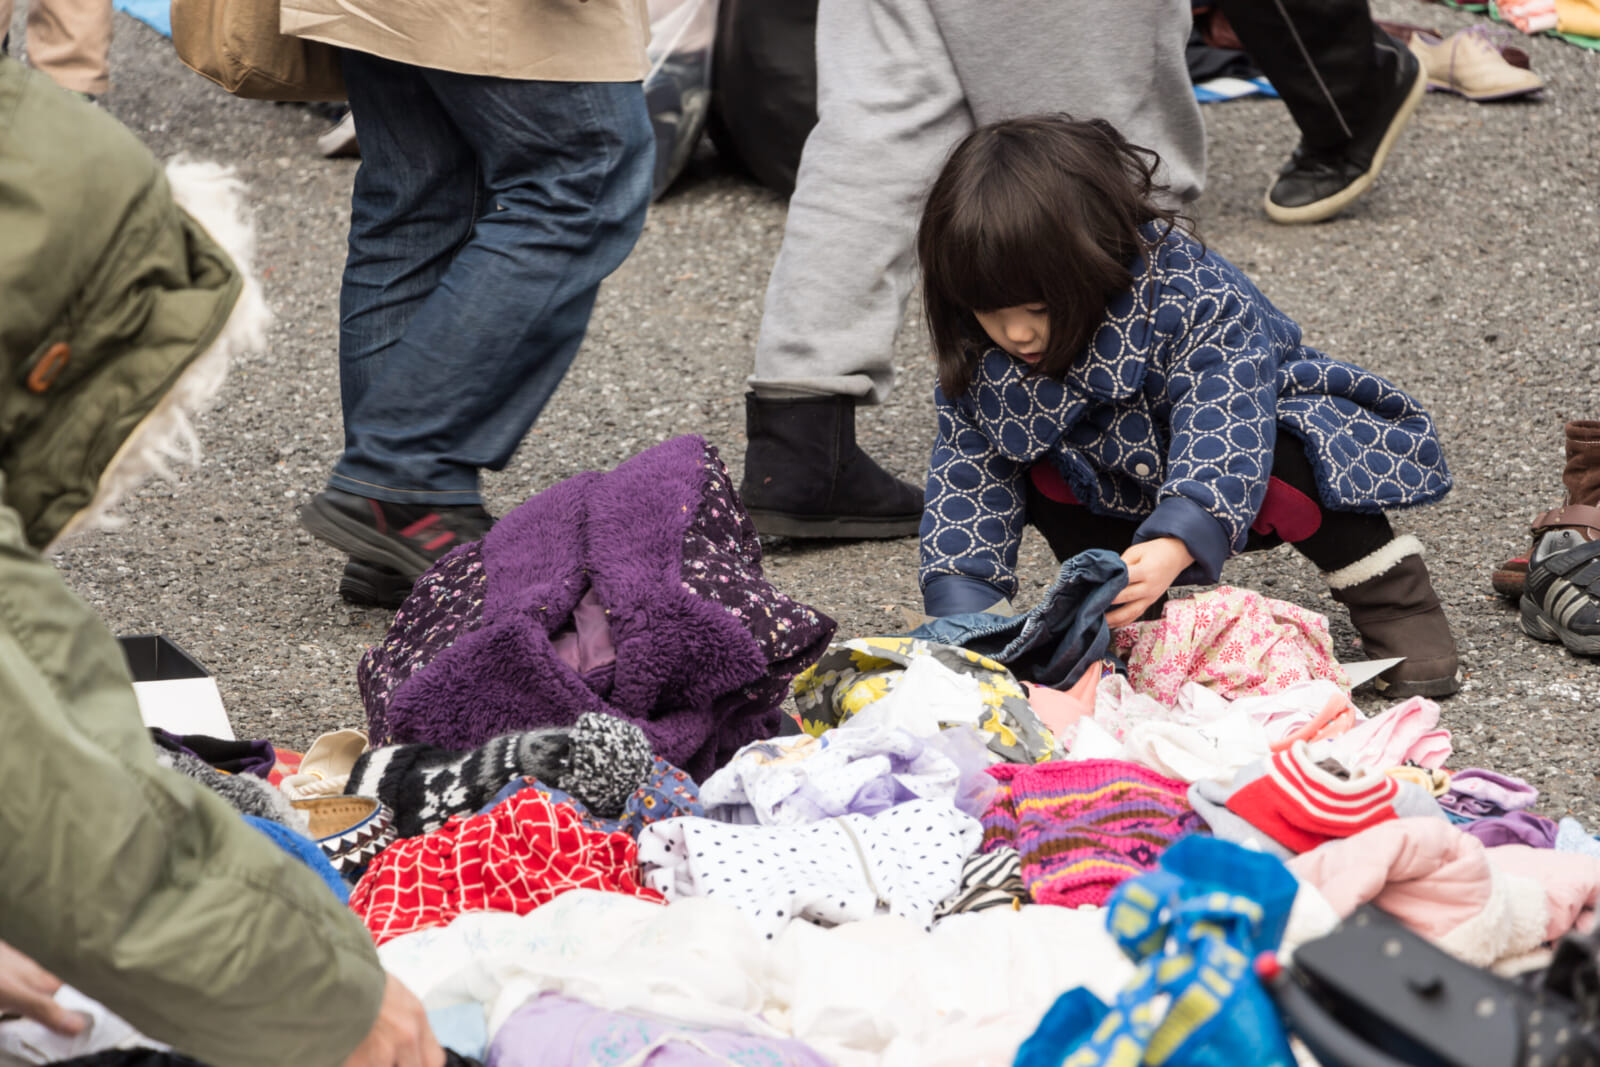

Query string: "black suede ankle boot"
[[738, 392, 923, 539]]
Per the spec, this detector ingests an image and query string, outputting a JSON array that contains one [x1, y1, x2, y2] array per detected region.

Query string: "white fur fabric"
[[1322, 534, 1426, 591], [48, 160, 271, 550]]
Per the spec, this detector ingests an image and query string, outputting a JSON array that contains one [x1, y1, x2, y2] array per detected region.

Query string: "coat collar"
[[964, 230, 1177, 461]]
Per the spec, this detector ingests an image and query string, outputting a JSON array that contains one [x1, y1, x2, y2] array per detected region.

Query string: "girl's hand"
[[1108, 537, 1193, 628]]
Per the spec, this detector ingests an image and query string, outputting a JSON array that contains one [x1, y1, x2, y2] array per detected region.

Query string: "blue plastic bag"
[[1015, 836, 1297, 1067]]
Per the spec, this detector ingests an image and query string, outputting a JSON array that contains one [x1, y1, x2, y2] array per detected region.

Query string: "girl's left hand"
[[1108, 537, 1194, 628]]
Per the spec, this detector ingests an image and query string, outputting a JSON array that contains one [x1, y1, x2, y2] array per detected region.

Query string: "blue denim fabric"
[[331, 52, 654, 505], [908, 549, 1127, 689]]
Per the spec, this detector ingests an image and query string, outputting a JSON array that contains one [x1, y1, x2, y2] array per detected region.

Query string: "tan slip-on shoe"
[[1409, 28, 1545, 101]]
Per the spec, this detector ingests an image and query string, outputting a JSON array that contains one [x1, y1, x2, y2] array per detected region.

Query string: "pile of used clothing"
[[41, 436, 1600, 1067]]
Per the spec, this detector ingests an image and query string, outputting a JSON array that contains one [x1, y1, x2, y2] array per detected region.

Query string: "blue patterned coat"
[[919, 228, 1450, 611]]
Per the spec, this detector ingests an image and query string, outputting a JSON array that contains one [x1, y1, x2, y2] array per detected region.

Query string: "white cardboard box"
[[117, 634, 234, 740]]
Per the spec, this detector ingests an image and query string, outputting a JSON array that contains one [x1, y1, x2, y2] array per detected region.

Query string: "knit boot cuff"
[[1322, 534, 1425, 590]]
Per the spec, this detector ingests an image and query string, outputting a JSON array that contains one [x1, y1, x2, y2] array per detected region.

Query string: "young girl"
[[915, 115, 1459, 699]]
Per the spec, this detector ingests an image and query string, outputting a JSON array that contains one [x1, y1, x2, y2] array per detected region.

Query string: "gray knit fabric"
[[155, 747, 310, 833], [347, 712, 655, 837]]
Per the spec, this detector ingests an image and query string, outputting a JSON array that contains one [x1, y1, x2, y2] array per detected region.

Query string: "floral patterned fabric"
[[792, 636, 1057, 764], [359, 542, 488, 747], [679, 447, 831, 734], [479, 756, 704, 838], [1113, 587, 1349, 705]]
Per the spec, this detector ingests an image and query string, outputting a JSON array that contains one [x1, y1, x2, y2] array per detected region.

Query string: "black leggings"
[[1026, 435, 1395, 575]]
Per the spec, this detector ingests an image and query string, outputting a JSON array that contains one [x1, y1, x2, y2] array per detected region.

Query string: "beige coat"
[[281, 0, 651, 82]]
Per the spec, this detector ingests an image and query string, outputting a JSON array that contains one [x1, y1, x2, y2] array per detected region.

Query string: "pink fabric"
[[1288, 818, 1495, 940], [1325, 696, 1452, 771], [1114, 587, 1348, 704], [1488, 845, 1600, 941], [1269, 693, 1357, 753], [1029, 462, 1081, 505], [1250, 476, 1323, 542], [1025, 671, 1101, 738], [1289, 819, 1600, 965], [549, 586, 618, 674]]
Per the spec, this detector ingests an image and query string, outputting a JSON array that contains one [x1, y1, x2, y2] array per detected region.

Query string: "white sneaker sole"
[[1263, 63, 1427, 225]]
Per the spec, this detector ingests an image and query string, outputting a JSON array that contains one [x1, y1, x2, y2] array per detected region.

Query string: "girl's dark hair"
[[917, 115, 1189, 399]]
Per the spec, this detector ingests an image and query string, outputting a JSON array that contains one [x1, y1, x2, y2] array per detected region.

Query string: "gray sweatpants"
[[750, 0, 1207, 404]]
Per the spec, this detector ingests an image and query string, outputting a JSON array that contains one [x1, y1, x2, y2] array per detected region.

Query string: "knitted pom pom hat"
[[983, 759, 1198, 908], [347, 711, 655, 838]]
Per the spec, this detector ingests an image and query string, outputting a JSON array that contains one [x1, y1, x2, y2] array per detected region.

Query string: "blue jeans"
[[332, 51, 654, 505], [909, 548, 1128, 689]]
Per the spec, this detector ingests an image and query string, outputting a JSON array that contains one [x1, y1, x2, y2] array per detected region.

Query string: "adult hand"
[[341, 975, 444, 1067], [0, 941, 86, 1036], [1107, 537, 1193, 628]]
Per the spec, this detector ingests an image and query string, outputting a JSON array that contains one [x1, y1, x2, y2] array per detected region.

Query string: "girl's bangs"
[[924, 200, 1053, 314]]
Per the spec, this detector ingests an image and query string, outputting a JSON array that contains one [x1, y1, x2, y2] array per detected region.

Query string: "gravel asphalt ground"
[[18, 2, 1600, 820]]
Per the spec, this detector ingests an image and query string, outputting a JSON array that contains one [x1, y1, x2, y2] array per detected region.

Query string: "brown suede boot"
[[1327, 535, 1461, 699], [1493, 420, 1600, 597]]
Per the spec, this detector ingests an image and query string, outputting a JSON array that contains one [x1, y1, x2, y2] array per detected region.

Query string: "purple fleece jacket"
[[369, 436, 834, 780]]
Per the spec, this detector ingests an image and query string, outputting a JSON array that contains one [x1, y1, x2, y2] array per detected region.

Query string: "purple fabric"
[[1462, 811, 1559, 849], [359, 437, 835, 780], [487, 995, 832, 1067], [149, 729, 276, 778], [358, 540, 488, 748], [1439, 768, 1539, 820], [550, 586, 618, 675]]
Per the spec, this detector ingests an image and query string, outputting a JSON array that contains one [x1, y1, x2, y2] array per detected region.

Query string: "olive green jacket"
[[0, 56, 386, 1066], [3, 52, 235, 549]]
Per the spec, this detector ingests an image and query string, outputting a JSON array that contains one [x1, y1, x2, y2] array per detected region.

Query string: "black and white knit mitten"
[[347, 712, 654, 837]]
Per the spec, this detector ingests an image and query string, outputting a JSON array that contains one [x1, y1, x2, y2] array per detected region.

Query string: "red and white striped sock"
[[1224, 742, 1400, 853]]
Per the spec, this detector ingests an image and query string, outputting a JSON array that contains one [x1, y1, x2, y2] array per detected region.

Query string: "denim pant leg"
[[330, 75, 654, 505], [338, 51, 479, 440]]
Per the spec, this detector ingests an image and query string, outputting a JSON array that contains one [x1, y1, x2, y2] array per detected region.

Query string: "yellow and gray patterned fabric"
[[791, 636, 1057, 764]]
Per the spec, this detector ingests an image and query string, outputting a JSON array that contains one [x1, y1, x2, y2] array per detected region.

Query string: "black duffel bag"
[[708, 0, 819, 196]]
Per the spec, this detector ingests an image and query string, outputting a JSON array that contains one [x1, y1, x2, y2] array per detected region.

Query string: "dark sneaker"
[[1264, 38, 1426, 224], [299, 488, 493, 579], [339, 558, 416, 610], [1520, 534, 1600, 656]]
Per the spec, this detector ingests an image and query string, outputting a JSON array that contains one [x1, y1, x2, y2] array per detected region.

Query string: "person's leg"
[[336, 49, 480, 454], [321, 50, 481, 605], [1217, 0, 1423, 224], [329, 73, 651, 505], [739, 0, 972, 540], [751, 0, 972, 404], [303, 67, 652, 580], [24, 0, 110, 96], [1023, 466, 1173, 622], [1024, 472, 1143, 563], [1264, 433, 1460, 698], [934, 0, 1206, 205]]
